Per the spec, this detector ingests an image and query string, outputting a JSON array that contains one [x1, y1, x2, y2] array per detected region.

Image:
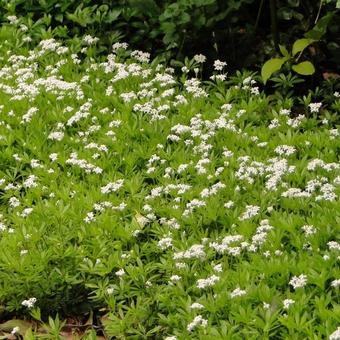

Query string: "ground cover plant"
[[0, 23, 339, 339]]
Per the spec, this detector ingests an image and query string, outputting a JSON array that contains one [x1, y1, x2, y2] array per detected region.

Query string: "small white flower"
[[48, 131, 64, 141], [224, 200, 234, 208], [329, 327, 340, 340], [115, 269, 125, 277], [187, 315, 208, 332], [190, 302, 204, 310], [11, 326, 20, 335], [289, 274, 308, 289], [283, 298, 295, 309], [9, 197, 20, 208], [331, 279, 340, 288], [170, 275, 181, 283], [7, 15, 18, 24], [22, 297, 37, 308], [213, 264, 223, 273], [274, 145, 296, 157], [158, 237, 173, 250], [239, 205, 260, 221], [49, 153, 58, 162], [214, 60, 227, 71], [230, 288, 246, 298], [101, 179, 124, 194], [301, 225, 316, 236], [263, 302, 270, 309], [309, 102, 322, 113], [106, 287, 115, 295], [194, 54, 206, 63], [196, 275, 220, 289]]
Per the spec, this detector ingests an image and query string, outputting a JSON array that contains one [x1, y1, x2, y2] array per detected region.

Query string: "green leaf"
[[261, 58, 287, 84], [104, 9, 121, 23], [292, 38, 315, 56], [305, 13, 333, 40], [292, 61, 315, 75], [0, 320, 32, 335], [279, 44, 290, 57]]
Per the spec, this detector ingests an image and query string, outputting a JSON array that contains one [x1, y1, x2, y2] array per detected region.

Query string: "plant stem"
[[269, 0, 279, 51], [254, 0, 265, 32], [315, 0, 323, 24]]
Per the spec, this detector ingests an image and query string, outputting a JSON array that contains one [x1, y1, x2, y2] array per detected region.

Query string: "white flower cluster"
[[283, 298, 295, 309], [187, 315, 208, 332], [190, 302, 204, 309], [83, 35, 99, 45], [131, 50, 150, 63], [307, 159, 339, 172], [331, 279, 340, 288], [21, 107, 38, 124], [239, 205, 260, 221], [9, 197, 20, 208], [213, 60, 227, 71], [173, 244, 205, 260], [289, 274, 308, 289], [23, 175, 38, 188], [209, 235, 243, 254], [199, 181, 225, 198], [183, 199, 206, 216], [21, 297, 37, 308], [282, 178, 337, 202], [328, 241, 340, 251], [169, 275, 181, 283], [196, 274, 220, 289], [184, 78, 208, 98], [251, 219, 274, 247], [230, 287, 246, 298], [274, 145, 296, 157], [287, 114, 305, 128], [194, 54, 206, 63], [301, 225, 316, 236], [67, 101, 92, 126], [66, 152, 103, 174], [48, 131, 64, 141], [115, 269, 125, 277], [309, 102, 322, 113], [158, 236, 173, 250], [100, 179, 124, 194], [329, 327, 340, 340]]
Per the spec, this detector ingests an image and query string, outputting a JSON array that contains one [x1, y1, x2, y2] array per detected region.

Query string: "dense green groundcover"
[[0, 25, 339, 339]]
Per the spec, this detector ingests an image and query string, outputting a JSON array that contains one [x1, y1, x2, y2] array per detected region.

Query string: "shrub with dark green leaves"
[[1, 0, 339, 77]]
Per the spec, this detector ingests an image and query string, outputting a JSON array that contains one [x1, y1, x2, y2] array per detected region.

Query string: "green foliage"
[[292, 38, 316, 56], [1, 0, 339, 77], [292, 61, 315, 75], [261, 37, 317, 84], [0, 25, 339, 338], [261, 57, 288, 84]]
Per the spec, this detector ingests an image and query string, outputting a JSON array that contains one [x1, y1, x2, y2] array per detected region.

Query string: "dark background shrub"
[[0, 0, 339, 77]]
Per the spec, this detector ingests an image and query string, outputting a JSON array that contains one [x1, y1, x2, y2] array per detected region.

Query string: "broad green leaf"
[[292, 61, 315, 75], [292, 38, 315, 56], [305, 13, 333, 40], [0, 320, 32, 335], [261, 58, 287, 84], [279, 44, 290, 57]]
